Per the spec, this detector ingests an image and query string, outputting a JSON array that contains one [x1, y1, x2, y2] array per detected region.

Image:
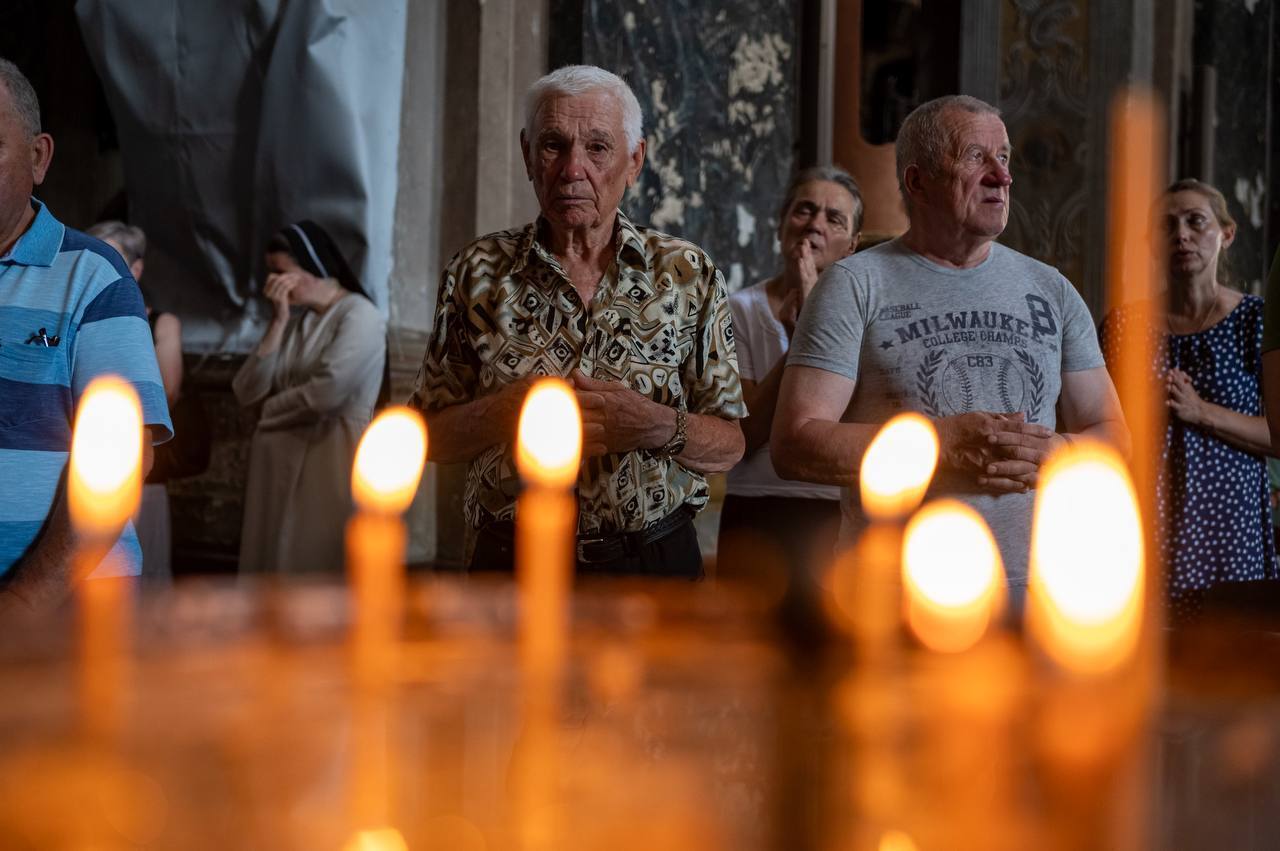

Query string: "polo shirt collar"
[[3, 198, 63, 267]]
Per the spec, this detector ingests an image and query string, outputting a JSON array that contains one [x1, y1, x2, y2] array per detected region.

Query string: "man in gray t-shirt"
[[772, 95, 1127, 584]]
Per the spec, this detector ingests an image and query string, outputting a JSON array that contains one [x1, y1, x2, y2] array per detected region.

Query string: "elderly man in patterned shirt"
[[411, 65, 745, 577]]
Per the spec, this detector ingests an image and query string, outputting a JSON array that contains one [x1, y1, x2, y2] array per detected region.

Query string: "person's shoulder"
[[989, 242, 1069, 283], [825, 239, 904, 285], [448, 225, 530, 272], [1239, 291, 1264, 311], [728, 278, 770, 308], [1236, 291, 1265, 325], [59, 228, 134, 282], [338, 293, 387, 328], [633, 224, 708, 256]]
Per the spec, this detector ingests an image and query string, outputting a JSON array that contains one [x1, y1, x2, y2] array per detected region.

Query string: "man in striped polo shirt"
[[0, 59, 171, 614]]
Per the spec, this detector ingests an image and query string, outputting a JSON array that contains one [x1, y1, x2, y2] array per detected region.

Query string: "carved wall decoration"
[[1193, 0, 1276, 293], [998, 0, 1092, 294], [576, 0, 800, 293]]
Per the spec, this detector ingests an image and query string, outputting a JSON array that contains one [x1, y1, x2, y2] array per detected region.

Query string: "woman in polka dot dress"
[[1101, 179, 1276, 616]]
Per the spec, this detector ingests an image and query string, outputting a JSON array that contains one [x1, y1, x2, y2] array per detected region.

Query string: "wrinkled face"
[[521, 90, 645, 234], [778, 180, 860, 272], [1160, 190, 1234, 280], [918, 110, 1012, 240], [0, 82, 47, 230]]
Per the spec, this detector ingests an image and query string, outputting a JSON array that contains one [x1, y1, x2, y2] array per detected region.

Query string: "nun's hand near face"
[[264, 272, 306, 325]]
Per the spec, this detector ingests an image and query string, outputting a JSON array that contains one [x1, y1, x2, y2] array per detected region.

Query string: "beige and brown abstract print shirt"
[[412, 213, 744, 537]]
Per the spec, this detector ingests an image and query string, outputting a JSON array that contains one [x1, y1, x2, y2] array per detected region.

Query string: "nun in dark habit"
[[232, 221, 387, 573]]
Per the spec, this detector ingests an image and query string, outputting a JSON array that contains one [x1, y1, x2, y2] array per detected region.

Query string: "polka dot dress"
[[1101, 295, 1277, 611]]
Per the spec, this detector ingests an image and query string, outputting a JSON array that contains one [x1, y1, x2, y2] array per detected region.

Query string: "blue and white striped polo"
[[0, 198, 172, 577]]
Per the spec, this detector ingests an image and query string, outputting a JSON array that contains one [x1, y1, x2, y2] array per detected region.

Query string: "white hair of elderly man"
[[523, 64, 644, 154]]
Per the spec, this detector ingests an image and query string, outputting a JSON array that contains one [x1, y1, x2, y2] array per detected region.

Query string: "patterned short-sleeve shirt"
[[411, 212, 745, 536]]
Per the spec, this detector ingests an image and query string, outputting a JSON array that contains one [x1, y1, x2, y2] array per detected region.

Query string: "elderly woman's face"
[[778, 180, 860, 272], [1161, 190, 1235, 281], [521, 91, 644, 237]]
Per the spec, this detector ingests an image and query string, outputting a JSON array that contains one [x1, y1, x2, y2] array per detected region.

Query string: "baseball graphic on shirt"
[[941, 352, 1026, 414]]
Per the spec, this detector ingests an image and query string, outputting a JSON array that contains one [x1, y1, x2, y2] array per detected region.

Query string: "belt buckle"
[[576, 533, 610, 563]]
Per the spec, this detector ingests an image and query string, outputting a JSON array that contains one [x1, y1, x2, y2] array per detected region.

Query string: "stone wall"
[[552, 0, 802, 293]]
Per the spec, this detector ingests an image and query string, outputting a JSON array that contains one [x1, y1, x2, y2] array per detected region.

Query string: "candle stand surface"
[[0, 576, 1276, 850]]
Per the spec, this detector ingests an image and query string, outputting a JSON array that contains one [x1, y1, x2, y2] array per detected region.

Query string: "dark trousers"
[[469, 510, 704, 579]]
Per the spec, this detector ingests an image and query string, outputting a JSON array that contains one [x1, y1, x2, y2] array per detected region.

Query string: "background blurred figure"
[[717, 166, 862, 624], [232, 221, 386, 574], [1261, 246, 1280, 448], [1102, 179, 1276, 616], [87, 220, 182, 582]]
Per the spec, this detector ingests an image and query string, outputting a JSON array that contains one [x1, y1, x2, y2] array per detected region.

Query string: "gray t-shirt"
[[788, 238, 1105, 583]]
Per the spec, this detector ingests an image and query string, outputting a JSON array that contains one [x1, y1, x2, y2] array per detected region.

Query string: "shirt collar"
[[515, 210, 651, 279], [3, 198, 63, 267]]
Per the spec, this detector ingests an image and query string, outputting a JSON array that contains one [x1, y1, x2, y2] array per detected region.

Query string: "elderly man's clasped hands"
[[936, 411, 1067, 493]]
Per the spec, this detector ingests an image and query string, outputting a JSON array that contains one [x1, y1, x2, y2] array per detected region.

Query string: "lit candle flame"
[[517, 378, 582, 489], [902, 499, 1005, 653], [1028, 439, 1144, 674], [69, 375, 143, 536], [342, 827, 408, 851], [352, 407, 428, 515], [879, 829, 919, 851], [860, 413, 939, 521]]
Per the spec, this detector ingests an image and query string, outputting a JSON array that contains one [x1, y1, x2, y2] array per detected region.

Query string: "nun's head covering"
[[267, 219, 390, 406], [269, 220, 372, 303]]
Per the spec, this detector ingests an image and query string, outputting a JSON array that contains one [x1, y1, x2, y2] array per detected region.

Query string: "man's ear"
[[902, 164, 924, 199], [626, 138, 646, 188], [844, 232, 861, 258], [520, 130, 533, 181], [30, 133, 53, 186]]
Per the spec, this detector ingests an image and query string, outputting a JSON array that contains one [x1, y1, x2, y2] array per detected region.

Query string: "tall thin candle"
[[344, 406, 427, 843], [68, 375, 144, 741], [514, 378, 581, 850]]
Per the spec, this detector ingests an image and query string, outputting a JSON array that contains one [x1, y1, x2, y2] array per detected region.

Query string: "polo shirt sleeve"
[[683, 257, 746, 420], [1264, 246, 1280, 354], [74, 275, 173, 443], [410, 252, 478, 412]]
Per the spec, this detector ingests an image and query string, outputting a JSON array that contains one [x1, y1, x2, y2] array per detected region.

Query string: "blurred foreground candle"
[[900, 502, 1029, 848], [347, 406, 427, 676], [830, 415, 937, 846], [68, 375, 144, 739], [1027, 439, 1143, 675], [1027, 438, 1151, 849], [901, 500, 1004, 654], [828, 413, 938, 650], [344, 406, 427, 842], [515, 378, 581, 677], [514, 378, 581, 850]]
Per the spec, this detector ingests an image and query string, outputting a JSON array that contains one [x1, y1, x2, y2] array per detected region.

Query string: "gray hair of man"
[[86, 220, 147, 265], [523, 65, 644, 154], [0, 58, 42, 138], [895, 95, 1002, 207], [776, 165, 865, 235]]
